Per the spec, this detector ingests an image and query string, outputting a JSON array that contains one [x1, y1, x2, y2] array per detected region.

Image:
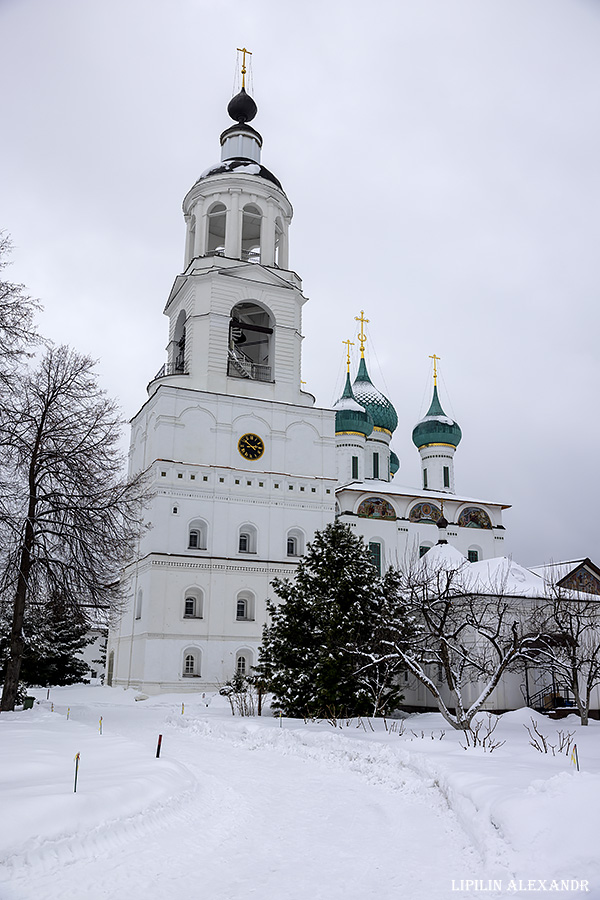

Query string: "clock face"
[[238, 433, 265, 461]]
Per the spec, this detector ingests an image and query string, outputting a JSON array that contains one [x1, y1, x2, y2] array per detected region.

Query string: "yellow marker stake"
[[354, 311, 369, 358], [99, 717, 103, 735], [67, 707, 70, 720], [571, 743, 580, 771], [51, 703, 54, 712], [73, 752, 80, 793], [181, 702, 185, 715]]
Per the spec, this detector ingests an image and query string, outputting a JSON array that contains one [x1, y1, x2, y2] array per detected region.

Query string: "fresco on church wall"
[[357, 497, 396, 520], [408, 502, 441, 523], [560, 569, 600, 595], [457, 507, 492, 529]]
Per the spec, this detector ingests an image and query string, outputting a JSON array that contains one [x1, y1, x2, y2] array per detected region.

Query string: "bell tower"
[[108, 66, 337, 695], [150, 76, 307, 408]]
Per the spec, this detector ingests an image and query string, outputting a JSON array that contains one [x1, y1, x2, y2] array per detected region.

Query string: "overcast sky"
[[1, 0, 599, 566]]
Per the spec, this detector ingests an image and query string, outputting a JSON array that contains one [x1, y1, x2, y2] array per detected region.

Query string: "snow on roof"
[[420, 542, 468, 570], [469, 557, 548, 598], [528, 560, 586, 582], [335, 480, 511, 510]]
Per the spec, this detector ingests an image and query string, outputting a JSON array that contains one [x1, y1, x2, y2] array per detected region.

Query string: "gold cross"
[[342, 339, 354, 373], [354, 310, 369, 358], [429, 353, 441, 386], [237, 47, 252, 89]]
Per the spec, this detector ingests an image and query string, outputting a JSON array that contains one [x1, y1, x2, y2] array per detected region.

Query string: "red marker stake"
[[156, 734, 163, 758]]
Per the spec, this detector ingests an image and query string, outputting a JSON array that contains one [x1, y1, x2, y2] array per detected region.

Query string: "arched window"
[[182, 647, 201, 677], [241, 204, 262, 263], [135, 589, 142, 620], [107, 650, 114, 687], [228, 301, 273, 382], [235, 649, 253, 675], [419, 543, 433, 558], [457, 507, 492, 529], [206, 202, 226, 256], [408, 502, 441, 524], [238, 524, 257, 555], [236, 590, 255, 621], [468, 547, 481, 563], [357, 497, 396, 520], [369, 541, 382, 575], [183, 588, 203, 619], [286, 527, 305, 557], [188, 519, 208, 550], [173, 310, 187, 374]]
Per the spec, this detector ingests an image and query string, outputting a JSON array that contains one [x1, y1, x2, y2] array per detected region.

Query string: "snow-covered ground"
[[1, 686, 599, 899]]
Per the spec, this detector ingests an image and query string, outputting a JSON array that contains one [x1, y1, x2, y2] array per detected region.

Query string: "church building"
[[107, 77, 508, 694]]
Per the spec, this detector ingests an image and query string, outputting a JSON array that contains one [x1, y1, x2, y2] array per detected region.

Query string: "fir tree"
[[257, 521, 408, 718], [1, 597, 92, 688]]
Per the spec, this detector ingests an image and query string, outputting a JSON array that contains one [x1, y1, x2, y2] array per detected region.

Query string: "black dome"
[[437, 515, 449, 529], [227, 88, 257, 124], [196, 158, 283, 191]]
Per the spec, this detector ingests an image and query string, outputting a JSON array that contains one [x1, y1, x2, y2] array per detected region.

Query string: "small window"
[[235, 479, 240, 485], [219, 477, 225, 483], [183, 591, 203, 619], [237, 655, 247, 675], [161, 471, 167, 477], [369, 541, 382, 575], [190, 474, 195, 480], [259, 481, 264, 487], [468, 549, 479, 563], [443, 466, 450, 488], [203, 476, 208, 482], [189, 530, 199, 548], [184, 654, 196, 676], [177, 473, 183, 479], [326, 489, 331, 494], [419, 545, 431, 558], [288, 484, 294, 490], [239, 533, 249, 553], [423, 468, 428, 489], [247, 480, 252, 486], [311, 488, 316, 493], [373, 453, 379, 479], [182, 647, 200, 677], [274, 483, 279, 489], [172, 506, 178, 515], [235, 591, 255, 621], [184, 597, 196, 617], [352, 456, 359, 480], [300, 486, 305, 492], [236, 598, 248, 620], [287, 536, 298, 556]]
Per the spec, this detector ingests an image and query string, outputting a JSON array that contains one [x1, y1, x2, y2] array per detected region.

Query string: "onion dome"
[[412, 385, 462, 449], [390, 450, 400, 475], [227, 87, 257, 124], [352, 358, 398, 435], [334, 373, 374, 437]]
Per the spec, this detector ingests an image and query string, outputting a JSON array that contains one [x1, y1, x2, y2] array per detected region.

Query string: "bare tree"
[[0, 234, 40, 385], [361, 555, 540, 731], [529, 588, 600, 725], [0, 345, 147, 710]]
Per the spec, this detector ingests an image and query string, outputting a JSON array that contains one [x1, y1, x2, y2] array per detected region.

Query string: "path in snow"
[[0, 699, 501, 900]]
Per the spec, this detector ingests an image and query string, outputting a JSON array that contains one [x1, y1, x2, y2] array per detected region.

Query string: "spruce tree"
[[1, 598, 91, 688], [257, 521, 407, 718]]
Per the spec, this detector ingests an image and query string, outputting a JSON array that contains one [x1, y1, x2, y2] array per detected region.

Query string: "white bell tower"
[[108, 69, 336, 694]]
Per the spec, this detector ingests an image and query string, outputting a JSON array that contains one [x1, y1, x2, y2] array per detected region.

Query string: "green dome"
[[352, 358, 398, 435], [390, 450, 400, 475], [334, 373, 374, 437], [412, 385, 462, 449]]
